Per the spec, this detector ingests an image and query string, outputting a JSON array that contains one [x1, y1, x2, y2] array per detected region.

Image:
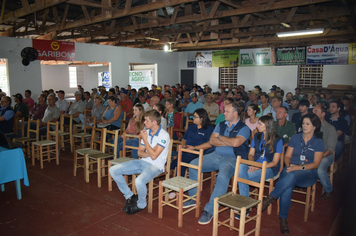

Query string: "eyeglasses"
[[193, 116, 200, 119]]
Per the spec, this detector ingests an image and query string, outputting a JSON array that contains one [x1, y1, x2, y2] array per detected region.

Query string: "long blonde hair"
[[133, 104, 145, 134]]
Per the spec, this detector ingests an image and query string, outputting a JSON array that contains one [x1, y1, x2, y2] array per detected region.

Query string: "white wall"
[[323, 64, 356, 87], [0, 37, 180, 99], [238, 66, 299, 94]]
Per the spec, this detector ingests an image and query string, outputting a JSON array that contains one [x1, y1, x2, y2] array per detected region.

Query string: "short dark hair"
[[260, 92, 269, 100], [225, 97, 235, 104], [84, 91, 90, 97], [107, 95, 117, 103], [25, 90, 31, 95], [40, 94, 47, 102], [166, 98, 175, 105], [299, 99, 310, 107], [144, 110, 161, 125], [231, 102, 242, 116], [164, 90, 171, 95], [279, 106, 289, 113], [330, 100, 343, 110]]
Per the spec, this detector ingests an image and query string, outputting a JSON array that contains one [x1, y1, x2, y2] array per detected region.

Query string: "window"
[[219, 67, 238, 89], [69, 67, 77, 88], [298, 65, 323, 88], [0, 59, 10, 95]]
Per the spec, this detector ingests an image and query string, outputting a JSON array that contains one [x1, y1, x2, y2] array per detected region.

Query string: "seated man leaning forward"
[[109, 110, 170, 214], [184, 102, 251, 225]]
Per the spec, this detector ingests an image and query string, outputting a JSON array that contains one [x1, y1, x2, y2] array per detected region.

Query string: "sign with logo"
[[348, 43, 356, 64], [129, 70, 153, 90], [196, 51, 212, 68], [306, 44, 348, 65], [187, 51, 197, 68], [212, 50, 239, 67], [98, 72, 110, 90], [239, 48, 271, 66], [32, 39, 75, 61], [272, 47, 306, 66]]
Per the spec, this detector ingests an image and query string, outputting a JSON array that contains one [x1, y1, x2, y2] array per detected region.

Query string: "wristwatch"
[[301, 166, 306, 170], [218, 135, 222, 139]]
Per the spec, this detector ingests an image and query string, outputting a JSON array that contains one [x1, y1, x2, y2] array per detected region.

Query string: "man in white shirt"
[[109, 110, 170, 214]]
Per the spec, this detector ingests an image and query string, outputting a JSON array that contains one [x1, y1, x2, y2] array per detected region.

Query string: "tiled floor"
[[1, 141, 355, 236]]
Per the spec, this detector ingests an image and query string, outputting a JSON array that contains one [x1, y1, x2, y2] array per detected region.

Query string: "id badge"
[[260, 150, 265, 159], [300, 155, 306, 161]]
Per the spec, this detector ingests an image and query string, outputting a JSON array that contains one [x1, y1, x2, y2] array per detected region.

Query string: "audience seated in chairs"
[[262, 113, 324, 234], [214, 98, 234, 125], [0, 96, 14, 133], [64, 91, 85, 125], [313, 105, 337, 200], [170, 108, 214, 178], [13, 93, 28, 122], [109, 110, 170, 214], [153, 103, 167, 131], [183, 102, 251, 225], [30, 94, 48, 121], [202, 93, 219, 121], [245, 103, 260, 139], [119, 90, 133, 119], [97, 96, 123, 130], [113, 104, 145, 159], [23, 89, 35, 112], [79, 94, 106, 129], [55, 90, 69, 114], [238, 115, 283, 218]]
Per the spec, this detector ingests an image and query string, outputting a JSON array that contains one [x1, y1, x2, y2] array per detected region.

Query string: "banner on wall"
[[32, 39, 75, 61], [239, 48, 271, 66], [306, 44, 348, 65], [272, 47, 306, 66], [98, 72, 110, 90], [129, 70, 153, 90], [348, 43, 356, 64], [187, 51, 197, 68], [196, 51, 212, 68], [212, 50, 239, 67]]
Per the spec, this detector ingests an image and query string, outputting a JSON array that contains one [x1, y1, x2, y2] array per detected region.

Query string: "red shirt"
[[23, 97, 35, 111], [157, 93, 164, 101], [119, 98, 133, 119]]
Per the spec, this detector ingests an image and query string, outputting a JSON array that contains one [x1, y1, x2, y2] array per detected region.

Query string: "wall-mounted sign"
[[239, 48, 271, 66], [196, 51, 212, 68], [212, 50, 239, 67], [32, 39, 75, 61], [129, 70, 153, 90], [98, 72, 110, 90], [272, 47, 306, 66], [306, 44, 348, 65], [187, 51, 197, 68]]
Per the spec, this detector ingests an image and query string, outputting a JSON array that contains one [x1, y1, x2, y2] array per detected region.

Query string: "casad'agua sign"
[[306, 44, 348, 65], [32, 39, 75, 61]]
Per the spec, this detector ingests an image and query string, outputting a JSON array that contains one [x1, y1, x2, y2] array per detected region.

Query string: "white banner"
[[129, 70, 153, 90]]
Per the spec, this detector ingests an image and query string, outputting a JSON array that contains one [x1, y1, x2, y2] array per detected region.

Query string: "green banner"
[[239, 48, 271, 66], [212, 50, 239, 67]]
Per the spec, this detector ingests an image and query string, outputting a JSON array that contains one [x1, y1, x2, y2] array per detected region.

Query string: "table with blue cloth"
[[0, 146, 29, 199]]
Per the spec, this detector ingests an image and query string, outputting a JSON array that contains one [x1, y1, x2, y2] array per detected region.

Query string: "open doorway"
[[129, 63, 157, 89], [0, 59, 10, 95]]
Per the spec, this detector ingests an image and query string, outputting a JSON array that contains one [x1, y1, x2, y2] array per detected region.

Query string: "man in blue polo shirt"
[[109, 110, 170, 214], [326, 101, 348, 161], [184, 93, 203, 119], [183, 102, 251, 225], [0, 96, 15, 133]]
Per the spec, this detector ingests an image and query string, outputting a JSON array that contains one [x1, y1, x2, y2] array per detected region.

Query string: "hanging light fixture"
[[277, 28, 324, 37]]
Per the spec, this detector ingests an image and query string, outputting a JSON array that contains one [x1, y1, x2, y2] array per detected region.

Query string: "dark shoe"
[[123, 194, 138, 213], [279, 218, 290, 234], [235, 210, 249, 220], [125, 205, 144, 214], [198, 210, 213, 225], [262, 195, 276, 212], [321, 191, 332, 200]]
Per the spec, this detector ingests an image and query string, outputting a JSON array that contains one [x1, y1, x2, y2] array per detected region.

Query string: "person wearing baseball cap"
[[13, 93, 29, 121], [197, 88, 206, 104], [203, 93, 219, 120]]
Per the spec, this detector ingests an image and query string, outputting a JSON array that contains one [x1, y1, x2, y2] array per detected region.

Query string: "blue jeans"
[[238, 163, 275, 197], [188, 152, 236, 214], [111, 137, 139, 159], [109, 159, 162, 209], [271, 167, 318, 219], [317, 155, 333, 193], [335, 140, 344, 162]]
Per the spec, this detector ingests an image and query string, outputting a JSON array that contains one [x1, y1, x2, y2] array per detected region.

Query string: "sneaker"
[[235, 210, 250, 220], [125, 205, 144, 215], [123, 194, 138, 213], [168, 192, 177, 199], [198, 210, 213, 225], [182, 200, 196, 208]]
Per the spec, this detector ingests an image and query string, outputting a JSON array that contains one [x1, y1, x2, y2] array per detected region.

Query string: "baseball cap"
[[270, 87, 276, 91], [74, 91, 82, 95], [138, 92, 145, 97], [213, 92, 221, 96], [109, 88, 115, 93], [197, 88, 203, 93], [251, 90, 259, 95], [91, 88, 98, 91], [207, 93, 214, 99], [120, 90, 128, 95], [171, 88, 177, 92], [0, 92, 6, 96], [12, 93, 23, 100], [190, 93, 198, 98], [94, 95, 103, 101], [156, 87, 162, 90], [56, 90, 65, 94]]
